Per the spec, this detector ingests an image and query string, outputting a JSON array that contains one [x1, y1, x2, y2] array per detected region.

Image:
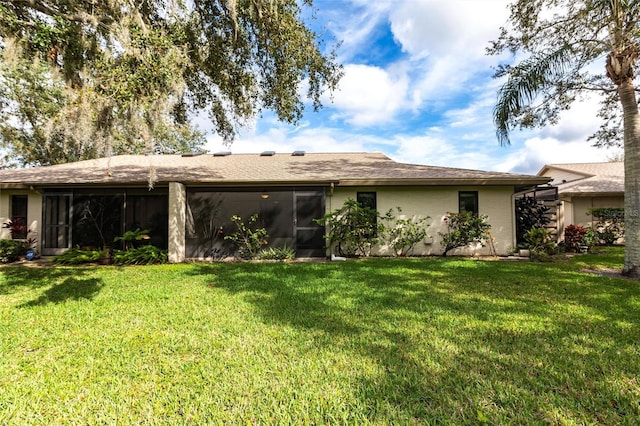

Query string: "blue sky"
[[205, 0, 622, 175]]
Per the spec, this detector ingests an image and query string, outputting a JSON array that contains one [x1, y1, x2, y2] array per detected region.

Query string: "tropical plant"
[[2, 219, 28, 239], [490, 0, 640, 276], [114, 228, 151, 250], [53, 248, 107, 265], [112, 246, 168, 265], [224, 214, 268, 260], [564, 224, 587, 252], [524, 227, 557, 261], [589, 207, 625, 244], [0, 239, 27, 263], [382, 207, 431, 257], [314, 198, 382, 257], [439, 212, 491, 257], [257, 246, 296, 261], [0, 0, 342, 167], [515, 196, 551, 246]]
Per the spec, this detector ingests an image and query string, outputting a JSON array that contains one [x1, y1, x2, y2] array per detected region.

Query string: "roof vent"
[[292, 150, 305, 156], [213, 151, 232, 157], [181, 152, 202, 157], [260, 150, 276, 156]]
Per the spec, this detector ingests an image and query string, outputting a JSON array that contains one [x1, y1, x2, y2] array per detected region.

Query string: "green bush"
[[53, 248, 106, 265], [257, 246, 296, 261], [315, 198, 381, 257], [112, 245, 168, 265], [224, 214, 269, 259], [588, 207, 624, 244], [524, 227, 556, 261], [439, 212, 491, 256], [0, 239, 28, 263], [382, 207, 431, 256]]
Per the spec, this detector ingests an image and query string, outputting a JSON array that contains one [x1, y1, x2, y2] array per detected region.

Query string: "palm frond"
[[494, 46, 574, 145]]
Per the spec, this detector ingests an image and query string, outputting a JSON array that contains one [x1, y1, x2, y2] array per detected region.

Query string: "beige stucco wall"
[[328, 186, 516, 256], [0, 189, 43, 253], [558, 195, 624, 240]]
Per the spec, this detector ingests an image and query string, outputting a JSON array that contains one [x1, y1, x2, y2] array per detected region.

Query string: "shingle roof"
[[0, 152, 549, 188], [539, 162, 624, 195], [538, 162, 623, 178]]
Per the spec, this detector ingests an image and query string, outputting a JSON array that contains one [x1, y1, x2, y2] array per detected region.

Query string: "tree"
[[490, 0, 640, 277], [0, 0, 342, 166]]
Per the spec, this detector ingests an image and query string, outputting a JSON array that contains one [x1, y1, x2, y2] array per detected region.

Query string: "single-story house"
[[0, 152, 549, 260], [537, 162, 624, 239]]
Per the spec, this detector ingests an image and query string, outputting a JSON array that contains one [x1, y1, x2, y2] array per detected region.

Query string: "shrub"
[[515, 195, 551, 245], [524, 227, 556, 261], [564, 224, 587, 252], [257, 246, 296, 261], [382, 207, 430, 256], [0, 239, 28, 263], [53, 248, 106, 265], [112, 246, 168, 265], [224, 214, 268, 259], [315, 198, 382, 257], [588, 207, 624, 244], [439, 212, 491, 256], [114, 228, 151, 250]]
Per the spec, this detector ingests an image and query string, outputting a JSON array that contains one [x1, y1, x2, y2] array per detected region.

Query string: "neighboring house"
[[0, 152, 549, 260], [537, 162, 624, 240]]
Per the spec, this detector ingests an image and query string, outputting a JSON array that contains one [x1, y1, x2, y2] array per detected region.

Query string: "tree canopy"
[[0, 0, 342, 166], [491, 0, 640, 276], [489, 0, 640, 148]]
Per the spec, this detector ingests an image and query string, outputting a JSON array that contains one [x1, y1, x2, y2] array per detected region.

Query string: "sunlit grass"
[[1, 247, 638, 424]]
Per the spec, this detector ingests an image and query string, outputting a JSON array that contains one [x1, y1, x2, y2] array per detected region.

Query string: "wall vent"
[[292, 150, 306, 156], [260, 151, 276, 156], [213, 151, 232, 157]]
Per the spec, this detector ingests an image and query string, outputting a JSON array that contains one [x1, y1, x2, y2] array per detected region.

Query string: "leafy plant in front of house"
[[381, 207, 431, 256], [315, 198, 382, 257], [0, 239, 28, 263], [224, 214, 268, 260], [439, 212, 491, 256], [114, 228, 151, 250], [2, 219, 28, 240], [53, 248, 107, 265], [112, 245, 168, 265], [515, 195, 551, 246], [524, 227, 556, 261], [588, 207, 624, 245], [257, 246, 296, 261], [564, 224, 587, 252]]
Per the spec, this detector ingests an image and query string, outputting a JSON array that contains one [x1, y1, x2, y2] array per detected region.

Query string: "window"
[[357, 192, 377, 210], [10, 195, 28, 239], [357, 191, 378, 236], [459, 191, 478, 215]]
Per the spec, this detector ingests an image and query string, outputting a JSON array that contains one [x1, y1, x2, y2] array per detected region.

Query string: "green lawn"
[[1, 248, 639, 424]]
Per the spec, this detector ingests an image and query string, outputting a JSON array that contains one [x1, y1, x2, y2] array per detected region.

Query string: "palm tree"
[[492, 0, 640, 276]]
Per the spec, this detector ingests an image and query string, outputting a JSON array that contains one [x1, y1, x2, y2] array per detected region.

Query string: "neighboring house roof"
[[0, 152, 549, 188], [537, 162, 624, 196]]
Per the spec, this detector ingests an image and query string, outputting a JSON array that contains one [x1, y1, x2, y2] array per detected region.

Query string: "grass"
[[1, 247, 639, 424]]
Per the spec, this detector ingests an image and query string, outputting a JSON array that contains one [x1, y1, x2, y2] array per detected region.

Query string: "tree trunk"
[[619, 78, 640, 277]]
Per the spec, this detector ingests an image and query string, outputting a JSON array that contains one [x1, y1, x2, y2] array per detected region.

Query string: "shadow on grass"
[[0, 265, 95, 295], [186, 253, 640, 423], [18, 276, 104, 307]]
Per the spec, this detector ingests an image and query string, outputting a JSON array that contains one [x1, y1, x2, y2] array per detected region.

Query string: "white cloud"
[[500, 137, 622, 174], [327, 63, 411, 126], [389, 0, 509, 59]]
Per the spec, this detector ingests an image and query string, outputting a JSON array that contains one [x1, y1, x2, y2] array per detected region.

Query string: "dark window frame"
[[10, 195, 28, 239], [459, 191, 479, 216]]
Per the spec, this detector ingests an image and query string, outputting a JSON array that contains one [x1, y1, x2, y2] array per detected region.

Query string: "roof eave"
[[337, 177, 551, 186]]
